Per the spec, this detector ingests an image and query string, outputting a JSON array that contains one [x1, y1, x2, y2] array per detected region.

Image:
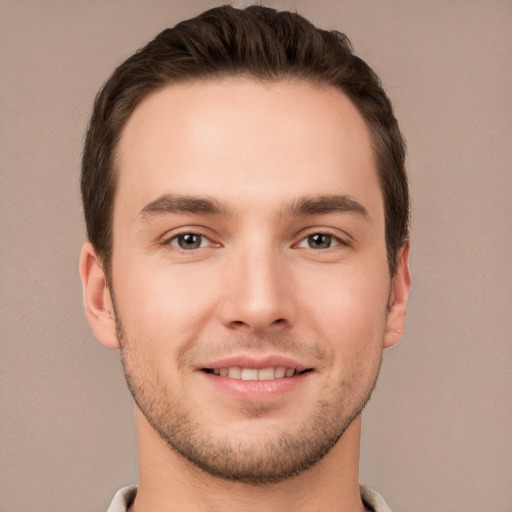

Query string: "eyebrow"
[[138, 193, 369, 221], [138, 194, 229, 220], [281, 195, 369, 219]]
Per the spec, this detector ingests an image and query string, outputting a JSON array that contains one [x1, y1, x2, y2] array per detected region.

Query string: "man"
[[79, 5, 411, 512]]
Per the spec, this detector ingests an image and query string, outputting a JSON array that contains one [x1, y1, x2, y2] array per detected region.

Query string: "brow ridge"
[[138, 193, 369, 221], [138, 194, 227, 219], [281, 194, 369, 219]]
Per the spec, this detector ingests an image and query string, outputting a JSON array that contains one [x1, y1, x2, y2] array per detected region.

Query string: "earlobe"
[[384, 242, 412, 348], [79, 242, 120, 349]]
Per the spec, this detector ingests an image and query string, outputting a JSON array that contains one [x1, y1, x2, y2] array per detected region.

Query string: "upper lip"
[[199, 353, 312, 373]]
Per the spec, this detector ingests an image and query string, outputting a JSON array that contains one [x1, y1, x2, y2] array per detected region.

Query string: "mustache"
[[113, 307, 332, 368], [177, 333, 332, 369]]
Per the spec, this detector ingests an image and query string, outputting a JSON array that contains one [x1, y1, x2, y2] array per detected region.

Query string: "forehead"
[[115, 78, 381, 219]]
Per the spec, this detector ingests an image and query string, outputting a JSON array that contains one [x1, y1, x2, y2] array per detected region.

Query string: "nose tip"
[[219, 256, 295, 333], [228, 309, 289, 334]]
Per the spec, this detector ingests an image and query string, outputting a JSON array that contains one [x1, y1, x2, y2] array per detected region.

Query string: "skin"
[[80, 78, 411, 512]]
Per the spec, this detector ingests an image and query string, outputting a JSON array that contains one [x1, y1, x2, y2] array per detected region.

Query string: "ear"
[[79, 242, 120, 349], [384, 242, 412, 348]]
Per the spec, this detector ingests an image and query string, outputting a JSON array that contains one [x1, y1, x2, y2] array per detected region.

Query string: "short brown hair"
[[82, 5, 408, 278]]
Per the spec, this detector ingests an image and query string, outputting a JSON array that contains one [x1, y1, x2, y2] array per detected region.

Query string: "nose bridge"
[[220, 237, 294, 332]]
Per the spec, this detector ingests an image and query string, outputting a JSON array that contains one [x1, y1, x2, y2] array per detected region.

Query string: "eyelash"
[[161, 230, 219, 251], [160, 228, 349, 252], [294, 228, 350, 250], [296, 234, 341, 250]]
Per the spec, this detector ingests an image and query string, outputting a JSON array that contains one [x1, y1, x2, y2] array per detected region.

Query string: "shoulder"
[[360, 484, 393, 512], [106, 485, 138, 512]]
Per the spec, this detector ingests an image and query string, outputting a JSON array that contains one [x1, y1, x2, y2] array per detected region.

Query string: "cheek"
[[113, 257, 221, 345], [297, 262, 390, 348]]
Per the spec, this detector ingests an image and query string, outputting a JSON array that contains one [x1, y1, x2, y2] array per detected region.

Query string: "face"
[[82, 78, 410, 483]]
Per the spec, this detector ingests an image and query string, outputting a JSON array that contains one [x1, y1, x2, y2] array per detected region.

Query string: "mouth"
[[199, 356, 315, 400], [202, 367, 313, 381]]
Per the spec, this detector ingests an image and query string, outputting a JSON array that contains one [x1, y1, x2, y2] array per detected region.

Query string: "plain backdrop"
[[1, 1, 511, 511]]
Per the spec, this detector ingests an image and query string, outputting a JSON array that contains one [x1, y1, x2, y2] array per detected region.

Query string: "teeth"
[[241, 368, 259, 380], [274, 367, 286, 378], [257, 367, 275, 381], [211, 366, 299, 380], [227, 367, 242, 379]]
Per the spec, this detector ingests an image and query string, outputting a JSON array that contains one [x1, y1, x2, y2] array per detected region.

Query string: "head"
[[81, 5, 408, 282], [80, 5, 411, 485]]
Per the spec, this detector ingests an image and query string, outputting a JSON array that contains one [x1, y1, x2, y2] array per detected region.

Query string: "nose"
[[219, 245, 297, 334]]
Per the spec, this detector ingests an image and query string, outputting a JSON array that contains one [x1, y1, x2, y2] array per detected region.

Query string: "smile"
[[203, 367, 311, 381]]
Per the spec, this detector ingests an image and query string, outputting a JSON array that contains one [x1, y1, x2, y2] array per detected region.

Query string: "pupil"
[[179, 234, 201, 249], [309, 234, 331, 249]]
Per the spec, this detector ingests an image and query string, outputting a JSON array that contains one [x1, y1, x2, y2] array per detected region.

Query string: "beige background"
[[1, 1, 511, 511]]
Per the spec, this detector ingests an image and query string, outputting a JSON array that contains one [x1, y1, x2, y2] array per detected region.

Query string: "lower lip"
[[201, 371, 311, 401]]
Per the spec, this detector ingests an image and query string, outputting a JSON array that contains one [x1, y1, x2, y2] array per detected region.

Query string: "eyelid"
[[169, 234, 208, 249], [293, 227, 352, 249], [159, 226, 221, 249]]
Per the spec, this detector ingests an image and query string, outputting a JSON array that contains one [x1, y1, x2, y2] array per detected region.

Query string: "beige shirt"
[[106, 484, 392, 512]]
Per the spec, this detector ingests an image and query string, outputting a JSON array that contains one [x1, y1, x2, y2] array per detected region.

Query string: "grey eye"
[[307, 234, 333, 249], [175, 233, 203, 250]]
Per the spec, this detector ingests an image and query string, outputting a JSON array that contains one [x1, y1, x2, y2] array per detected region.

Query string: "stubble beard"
[[116, 316, 383, 484]]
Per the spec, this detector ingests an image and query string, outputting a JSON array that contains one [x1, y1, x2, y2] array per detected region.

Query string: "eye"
[[169, 233, 209, 250], [297, 233, 340, 249]]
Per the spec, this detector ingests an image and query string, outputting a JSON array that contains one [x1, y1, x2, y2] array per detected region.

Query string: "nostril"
[[227, 318, 287, 332]]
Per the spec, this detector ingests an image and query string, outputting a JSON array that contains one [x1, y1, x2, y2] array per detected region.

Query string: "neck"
[[130, 408, 369, 512]]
